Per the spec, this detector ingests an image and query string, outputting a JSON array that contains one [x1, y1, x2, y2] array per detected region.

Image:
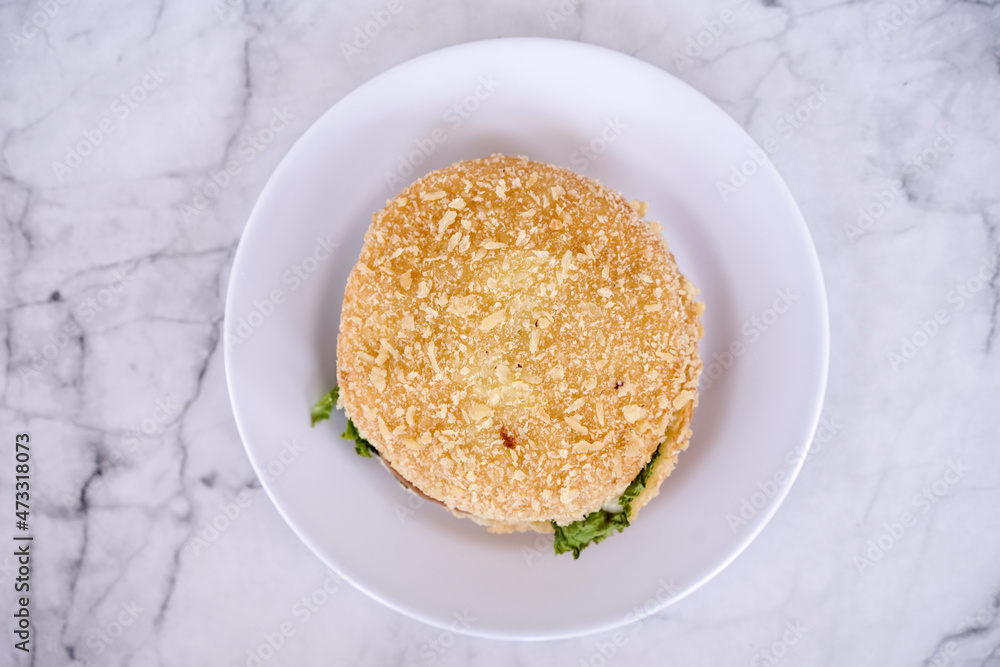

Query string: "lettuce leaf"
[[310, 386, 379, 458], [552, 508, 629, 558], [619, 443, 662, 517], [552, 442, 664, 559], [310, 387, 339, 426], [341, 416, 379, 458]]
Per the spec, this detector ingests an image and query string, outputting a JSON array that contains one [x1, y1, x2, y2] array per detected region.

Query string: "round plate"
[[224, 38, 829, 641]]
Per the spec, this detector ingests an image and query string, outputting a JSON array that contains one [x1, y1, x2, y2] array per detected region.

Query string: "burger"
[[312, 154, 703, 558]]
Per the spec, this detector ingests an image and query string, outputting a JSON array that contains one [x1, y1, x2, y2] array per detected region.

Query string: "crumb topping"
[[336, 154, 703, 525]]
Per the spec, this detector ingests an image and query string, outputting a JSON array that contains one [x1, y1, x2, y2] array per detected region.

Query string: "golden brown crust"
[[452, 398, 697, 533], [336, 154, 703, 526]]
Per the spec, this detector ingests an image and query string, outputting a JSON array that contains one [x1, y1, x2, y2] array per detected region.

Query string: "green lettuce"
[[619, 443, 662, 513], [310, 387, 339, 426], [552, 508, 630, 558], [552, 442, 664, 559], [310, 386, 379, 458], [341, 416, 378, 458]]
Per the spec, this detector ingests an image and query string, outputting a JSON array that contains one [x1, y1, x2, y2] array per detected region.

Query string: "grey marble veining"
[[1, 0, 999, 665]]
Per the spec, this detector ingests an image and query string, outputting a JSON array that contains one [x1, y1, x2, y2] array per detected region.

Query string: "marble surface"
[[1, 0, 999, 665]]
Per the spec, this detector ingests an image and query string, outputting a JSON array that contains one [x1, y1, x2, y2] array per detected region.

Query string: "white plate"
[[224, 38, 829, 640]]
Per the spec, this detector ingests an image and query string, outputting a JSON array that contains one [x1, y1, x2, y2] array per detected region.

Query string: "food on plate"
[[313, 154, 703, 558]]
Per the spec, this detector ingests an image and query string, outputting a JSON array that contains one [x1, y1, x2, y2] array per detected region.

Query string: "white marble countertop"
[[2, 1, 999, 665]]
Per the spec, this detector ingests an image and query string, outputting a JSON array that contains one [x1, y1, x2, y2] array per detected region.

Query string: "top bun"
[[337, 155, 703, 529]]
